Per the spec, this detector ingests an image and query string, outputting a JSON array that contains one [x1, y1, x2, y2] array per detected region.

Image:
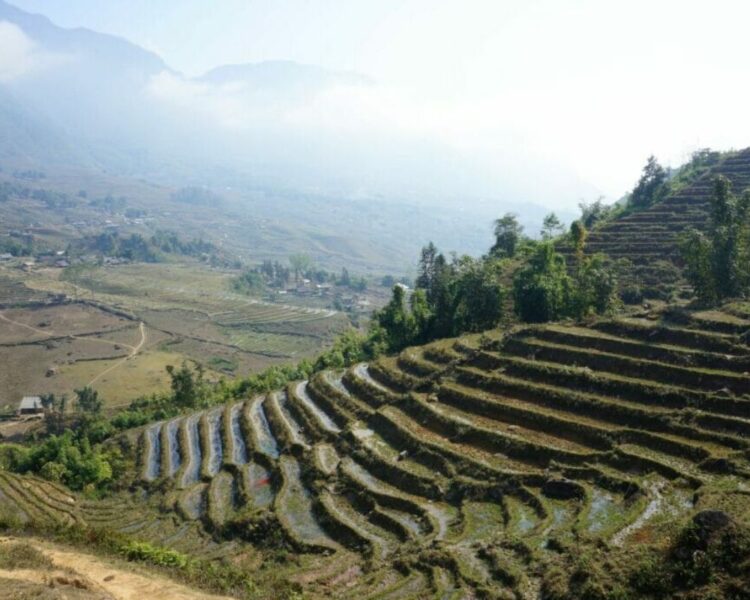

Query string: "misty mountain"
[[0, 0, 588, 244], [0, 0, 166, 70], [0, 85, 81, 166]]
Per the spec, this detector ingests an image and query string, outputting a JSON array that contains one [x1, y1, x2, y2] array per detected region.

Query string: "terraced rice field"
[[3, 305, 749, 597], [107, 306, 750, 596], [560, 147, 750, 296]]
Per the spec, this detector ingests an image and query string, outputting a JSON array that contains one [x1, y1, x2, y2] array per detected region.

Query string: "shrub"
[[620, 285, 644, 305], [121, 540, 189, 568]]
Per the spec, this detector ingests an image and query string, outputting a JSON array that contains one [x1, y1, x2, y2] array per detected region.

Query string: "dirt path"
[[0, 310, 147, 389], [87, 321, 147, 386], [0, 536, 234, 600], [0, 310, 137, 352]]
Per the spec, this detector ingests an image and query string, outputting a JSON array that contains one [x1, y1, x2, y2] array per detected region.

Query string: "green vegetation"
[[232, 269, 265, 294], [1, 430, 123, 493], [629, 155, 668, 209], [681, 175, 750, 303], [630, 512, 750, 599], [69, 229, 219, 263], [490, 213, 524, 258], [370, 213, 618, 347]]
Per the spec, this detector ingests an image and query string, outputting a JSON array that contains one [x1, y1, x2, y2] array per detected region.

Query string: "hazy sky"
[[9, 0, 750, 201]]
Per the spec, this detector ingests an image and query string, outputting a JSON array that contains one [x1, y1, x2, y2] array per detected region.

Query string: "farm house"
[[17, 396, 44, 416]]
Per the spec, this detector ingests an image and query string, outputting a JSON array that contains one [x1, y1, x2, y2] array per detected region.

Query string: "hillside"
[[573, 147, 750, 297], [2, 303, 749, 598]]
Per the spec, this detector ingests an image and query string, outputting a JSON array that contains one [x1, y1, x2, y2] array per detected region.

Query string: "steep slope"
[[4, 305, 743, 597], [0, 85, 91, 167], [568, 148, 750, 296], [128, 305, 750, 595]]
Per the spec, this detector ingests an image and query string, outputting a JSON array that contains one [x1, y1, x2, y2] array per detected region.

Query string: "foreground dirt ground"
[[0, 537, 234, 600]]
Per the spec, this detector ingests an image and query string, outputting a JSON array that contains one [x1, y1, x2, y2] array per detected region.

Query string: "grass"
[[55, 349, 183, 409], [0, 260, 348, 409], [0, 541, 53, 570]]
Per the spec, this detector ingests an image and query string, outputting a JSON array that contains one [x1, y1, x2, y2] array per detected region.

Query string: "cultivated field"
[[560, 147, 750, 298], [4, 304, 747, 597], [0, 261, 348, 412]]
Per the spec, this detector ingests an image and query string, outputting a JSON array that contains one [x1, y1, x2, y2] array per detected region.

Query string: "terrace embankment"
[[559, 148, 750, 298], [117, 311, 750, 597], [5, 305, 749, 598]]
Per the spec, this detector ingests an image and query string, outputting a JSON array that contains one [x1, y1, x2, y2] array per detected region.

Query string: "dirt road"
[[0, 310, 148, 388], [87, 321, 147, 386], [0, 536, 234, 600]]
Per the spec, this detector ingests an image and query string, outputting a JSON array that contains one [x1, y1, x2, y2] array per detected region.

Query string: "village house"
[[17, 396, 44, 416]]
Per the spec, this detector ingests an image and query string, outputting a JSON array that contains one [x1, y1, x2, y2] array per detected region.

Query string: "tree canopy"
[[681, 176, 750, 303]]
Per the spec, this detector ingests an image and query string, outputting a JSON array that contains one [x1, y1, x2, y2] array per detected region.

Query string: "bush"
[[121, 541, 189, 568], [5, 430, 123, 492], [620, 285, 644, 305]]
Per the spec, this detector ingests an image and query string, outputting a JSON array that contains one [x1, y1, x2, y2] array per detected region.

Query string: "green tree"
[[681, 176, 750, 302], [289, 253, 313, 284], [409, 289, 433, 344], [416, 242, 440, 298], [374, 285, 417, 351], [451, 257, 505, 333], [513, 242, 572, 323], [75, 386, 102, 415], [165, 362, 206, 409], [233, 270, 265, 294], [570, 220, 588, 265], [43, 394, 67, 436], [11, 430, 121, 492], [630, 155, 668, 209], [491, 213, 524, 258], [681, 230, 715, 302], [578, 197, 611, 228], [541, 213, 564, 240], [40, 393, 56, 410], [339, 267, 351, 286], [572, 254, 619, 317]]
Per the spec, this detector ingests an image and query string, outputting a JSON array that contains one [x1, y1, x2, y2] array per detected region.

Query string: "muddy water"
[[507, 498, 537, 535], [345, 459, 381, 488], [354, 363, 389, 391], [181, 484, 207, 520], [278, 457, 330, 544], [424, 503, 457, 540], [207, 410, 223, 476], [461, 502, 506, 542], [230, 404, 248, 465], [381, 508, 424, 537], [250, 397, 280, 458], [325, 371, 352, 396], [295, 381, 340, 432], [277, 392, 309, 447], [587, 490, 617, 533], [145, 424, 162, 480], [182, 416, 202, 486], [247, 463, 274, 508], [167, 419, 181, 477], [210, 472, 234, 523]]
